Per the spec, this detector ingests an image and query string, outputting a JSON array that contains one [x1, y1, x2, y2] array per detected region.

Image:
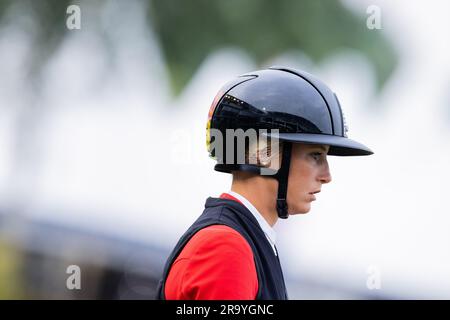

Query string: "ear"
[[256, 139, 282, 168]]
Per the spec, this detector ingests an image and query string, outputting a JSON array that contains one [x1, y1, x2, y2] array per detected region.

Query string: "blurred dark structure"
[[0, 211, 166, 299]]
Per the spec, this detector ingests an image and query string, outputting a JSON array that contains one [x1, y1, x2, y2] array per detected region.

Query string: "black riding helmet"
[[206, 66, 373, 219]]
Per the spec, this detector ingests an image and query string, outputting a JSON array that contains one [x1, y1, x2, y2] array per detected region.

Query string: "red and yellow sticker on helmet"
[[206, 89, 224, 156]]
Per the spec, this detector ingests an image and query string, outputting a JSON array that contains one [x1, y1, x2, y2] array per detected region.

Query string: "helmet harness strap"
[[274, 142, 292, 219]]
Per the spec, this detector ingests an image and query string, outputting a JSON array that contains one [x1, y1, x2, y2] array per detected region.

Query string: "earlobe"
[[259, 157, 270, 167]]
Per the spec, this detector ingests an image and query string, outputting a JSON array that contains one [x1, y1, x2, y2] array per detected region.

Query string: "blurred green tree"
[[0, 0, 397, 95], [150, 0, 397, 94]]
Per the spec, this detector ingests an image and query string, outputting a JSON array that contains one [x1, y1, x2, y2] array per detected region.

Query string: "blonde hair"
[[246, 137, 282, 170]]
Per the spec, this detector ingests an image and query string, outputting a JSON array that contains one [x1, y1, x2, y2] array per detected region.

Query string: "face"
[[287, 143, 332, 214]]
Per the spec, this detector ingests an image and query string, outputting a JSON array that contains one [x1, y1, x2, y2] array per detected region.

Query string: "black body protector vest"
[[156, 197, 288, 300]]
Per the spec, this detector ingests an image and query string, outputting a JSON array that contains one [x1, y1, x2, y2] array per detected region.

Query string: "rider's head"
[[206, 67, 373, 219]]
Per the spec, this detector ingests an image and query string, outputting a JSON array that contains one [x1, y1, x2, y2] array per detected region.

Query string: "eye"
[[311, 152, 323, 161]]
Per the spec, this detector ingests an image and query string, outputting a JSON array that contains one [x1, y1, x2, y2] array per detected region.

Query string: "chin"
[[288, 203, 311, 215]]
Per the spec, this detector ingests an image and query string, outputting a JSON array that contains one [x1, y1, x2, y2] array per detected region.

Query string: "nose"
[[319, 162, 332, 184], [320, 172, 332, 184]]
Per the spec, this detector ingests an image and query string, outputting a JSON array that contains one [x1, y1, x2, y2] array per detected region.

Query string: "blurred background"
[[0, 0, 449, 299]]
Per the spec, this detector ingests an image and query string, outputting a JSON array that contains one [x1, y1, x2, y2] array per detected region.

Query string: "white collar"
[[227, 190, 277, 255]]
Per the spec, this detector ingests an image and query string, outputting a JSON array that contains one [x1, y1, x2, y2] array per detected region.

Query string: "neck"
[[231, 172, 279, 227]]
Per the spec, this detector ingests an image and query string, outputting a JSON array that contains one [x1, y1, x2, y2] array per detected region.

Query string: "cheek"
[[287, 178, 304, 197], [288, 179, 309, 198], [286, 160, 316, 214], [288, 164, 314, 193]]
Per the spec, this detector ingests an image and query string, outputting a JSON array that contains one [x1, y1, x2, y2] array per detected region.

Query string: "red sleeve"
[[165, 225, 258, 300]]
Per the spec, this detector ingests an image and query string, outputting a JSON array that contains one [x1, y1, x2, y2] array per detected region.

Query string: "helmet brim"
[[265, 132, 373, 156]]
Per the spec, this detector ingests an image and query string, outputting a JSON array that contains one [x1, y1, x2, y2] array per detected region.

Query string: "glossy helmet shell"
[[206, 66, 373, 173]]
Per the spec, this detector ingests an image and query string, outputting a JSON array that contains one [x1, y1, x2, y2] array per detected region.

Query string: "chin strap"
[[214, 142, 292, 219], [275, 142, 292, 219]]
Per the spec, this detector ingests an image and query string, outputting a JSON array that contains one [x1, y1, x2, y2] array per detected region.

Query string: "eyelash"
[[311, 152, 323, 161]]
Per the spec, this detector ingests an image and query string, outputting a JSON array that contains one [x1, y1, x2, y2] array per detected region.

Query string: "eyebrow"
[[312, 145, 329, 152]]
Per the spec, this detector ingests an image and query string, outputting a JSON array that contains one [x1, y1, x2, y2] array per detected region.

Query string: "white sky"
[[1, 0, 449, 298]]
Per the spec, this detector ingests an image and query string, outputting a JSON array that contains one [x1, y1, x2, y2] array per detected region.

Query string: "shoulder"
[[165, 224, 258, 299], [178, 224, 253, 259]]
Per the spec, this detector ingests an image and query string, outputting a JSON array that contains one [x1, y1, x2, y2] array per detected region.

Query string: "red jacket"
[[165, 194, 259, 299]]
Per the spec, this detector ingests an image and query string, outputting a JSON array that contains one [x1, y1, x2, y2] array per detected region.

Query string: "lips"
[[309, 190, 320, 201]]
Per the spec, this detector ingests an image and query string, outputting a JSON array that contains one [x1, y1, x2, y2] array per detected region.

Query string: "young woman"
[[156, 67, 373, 300]]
